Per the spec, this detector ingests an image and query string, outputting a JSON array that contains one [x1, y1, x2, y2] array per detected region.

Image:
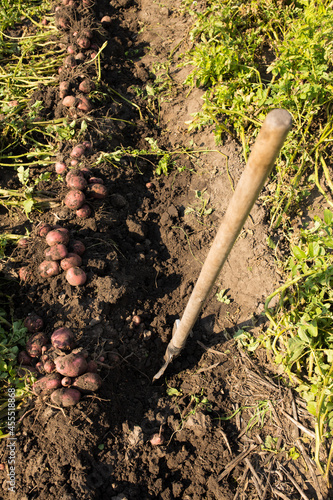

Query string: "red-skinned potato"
[[78, 80, 95, 94], [60, 253, 82, 271], [77, 37, 90, 49], [33, 373, 62, 394], [55, 352, 88, 377], [75, 52, 85, 62], [26, 332, 48, 358], [18, 266, 30, 281], [87, 184, 108, 199], [39, 260, 60, 278], [70, 144, 85, 159], [76, 204, 91, 219], [63, 95, 76, 107], [17, 351, 33, 366], [66, 169, 84, 183], [73, 372, 102, 393], [64, 190, 85, 210], [80, 167, 91, 179], [77, 97, 92, 112], [17, 237, 29, 248], [64, 55, 76, 68], [44, 244, 68, 261], [38, 223, 52, 237], [51, 388, 81, 407], [89, 177, 104, 185], [71, 240, 85, 256], [61, 377, 72, 387], [65, 267, 87, 286], [67, 175, 87, 190], [59, 81, 70, 99], [55, 161, 67, 174], [51, 327, 75, 351], [24, 313, 44, 333], [43, 360, 56, 373], [46, 228, 70, 246]]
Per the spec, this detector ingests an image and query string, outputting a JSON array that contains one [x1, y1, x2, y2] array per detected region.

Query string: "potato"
[[55, 161, 67, 174], [17, 351, 33, 366], [32, 373, 62, 394], [55, 352, 88, 377], [77, 37, 90, 49], [39, 260, 60, 278], [44, 244, 68, 261], [80, 167, 91, 179], [24, 313, 44, 333], [61, 377, 72, 387], [71, 240, 85, 256], [17, 237, 29, 248], [101, 16, 112, 25], [76, 204, 91, 219], [63, 95, 76, 107], [18, 266, 30, 281], [59, 81, 70, 99], [89, 177, 104, 185], [50, 388, 81, 407], [67, 175, 87, 190], [73, 372, 102, 393], [60, 253, 82, 271], [87, 184, 108, 199], [43, 360, 56, 373], [51, 327, 75, 351], [26, 332, 48, 358], [46, 228, 70, 246], [77, 97, 92, 112], [64, 190, 85, 210], [64, 55, 77, 68], [70, 145, 85, 159], [66, 169, 84, 183], [78, 80, 95, 94], [38, 223, 52, 237], [65, 267, 87, 286], [75, 52, 85, 62]]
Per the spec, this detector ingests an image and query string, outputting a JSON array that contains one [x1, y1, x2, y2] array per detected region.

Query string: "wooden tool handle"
[[172, 109, 292, 349]]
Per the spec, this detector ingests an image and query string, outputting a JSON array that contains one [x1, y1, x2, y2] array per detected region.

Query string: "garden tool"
[[153, 108, 292, 381]]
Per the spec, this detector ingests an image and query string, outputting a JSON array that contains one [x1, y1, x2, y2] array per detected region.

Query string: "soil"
[[0, 0, 331, 499]]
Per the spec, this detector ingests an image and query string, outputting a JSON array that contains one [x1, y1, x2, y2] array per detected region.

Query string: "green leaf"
[[324, 209, 333, 225], [292, 245, 306, 261], [166, 387, 182, 397]]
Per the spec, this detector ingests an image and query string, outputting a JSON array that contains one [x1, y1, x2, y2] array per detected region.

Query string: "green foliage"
[[181, 0, 333, 227], [263, 210, 333, 475], [0, 307, 32, 439], [215, 288, 230, 304]]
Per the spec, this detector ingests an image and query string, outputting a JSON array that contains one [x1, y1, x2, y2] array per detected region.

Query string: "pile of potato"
[[19, 313, 102, 407]]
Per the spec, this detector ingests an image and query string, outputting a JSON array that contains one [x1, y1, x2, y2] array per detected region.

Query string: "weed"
[[263, 209, 333, 476], [179, 0, 333, 228], [0, 299, 32, 439], [215, 288, 230, 304]]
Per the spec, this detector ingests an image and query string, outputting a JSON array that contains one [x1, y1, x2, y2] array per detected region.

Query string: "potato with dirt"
[[39, 260, 60, 278], [73, 372, 102, 393], [44, 244, 68, 261], [50, 388, 81, 407], [24, 313, 44, 333], [45, 228, 70, 246], [64, 189, 86, 209], [65, 267, 87, 286], [54, 352, 88, 377], [51, 327, 75, 351], [26, 332, 48, 358], [33, 373, 62, 394]]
